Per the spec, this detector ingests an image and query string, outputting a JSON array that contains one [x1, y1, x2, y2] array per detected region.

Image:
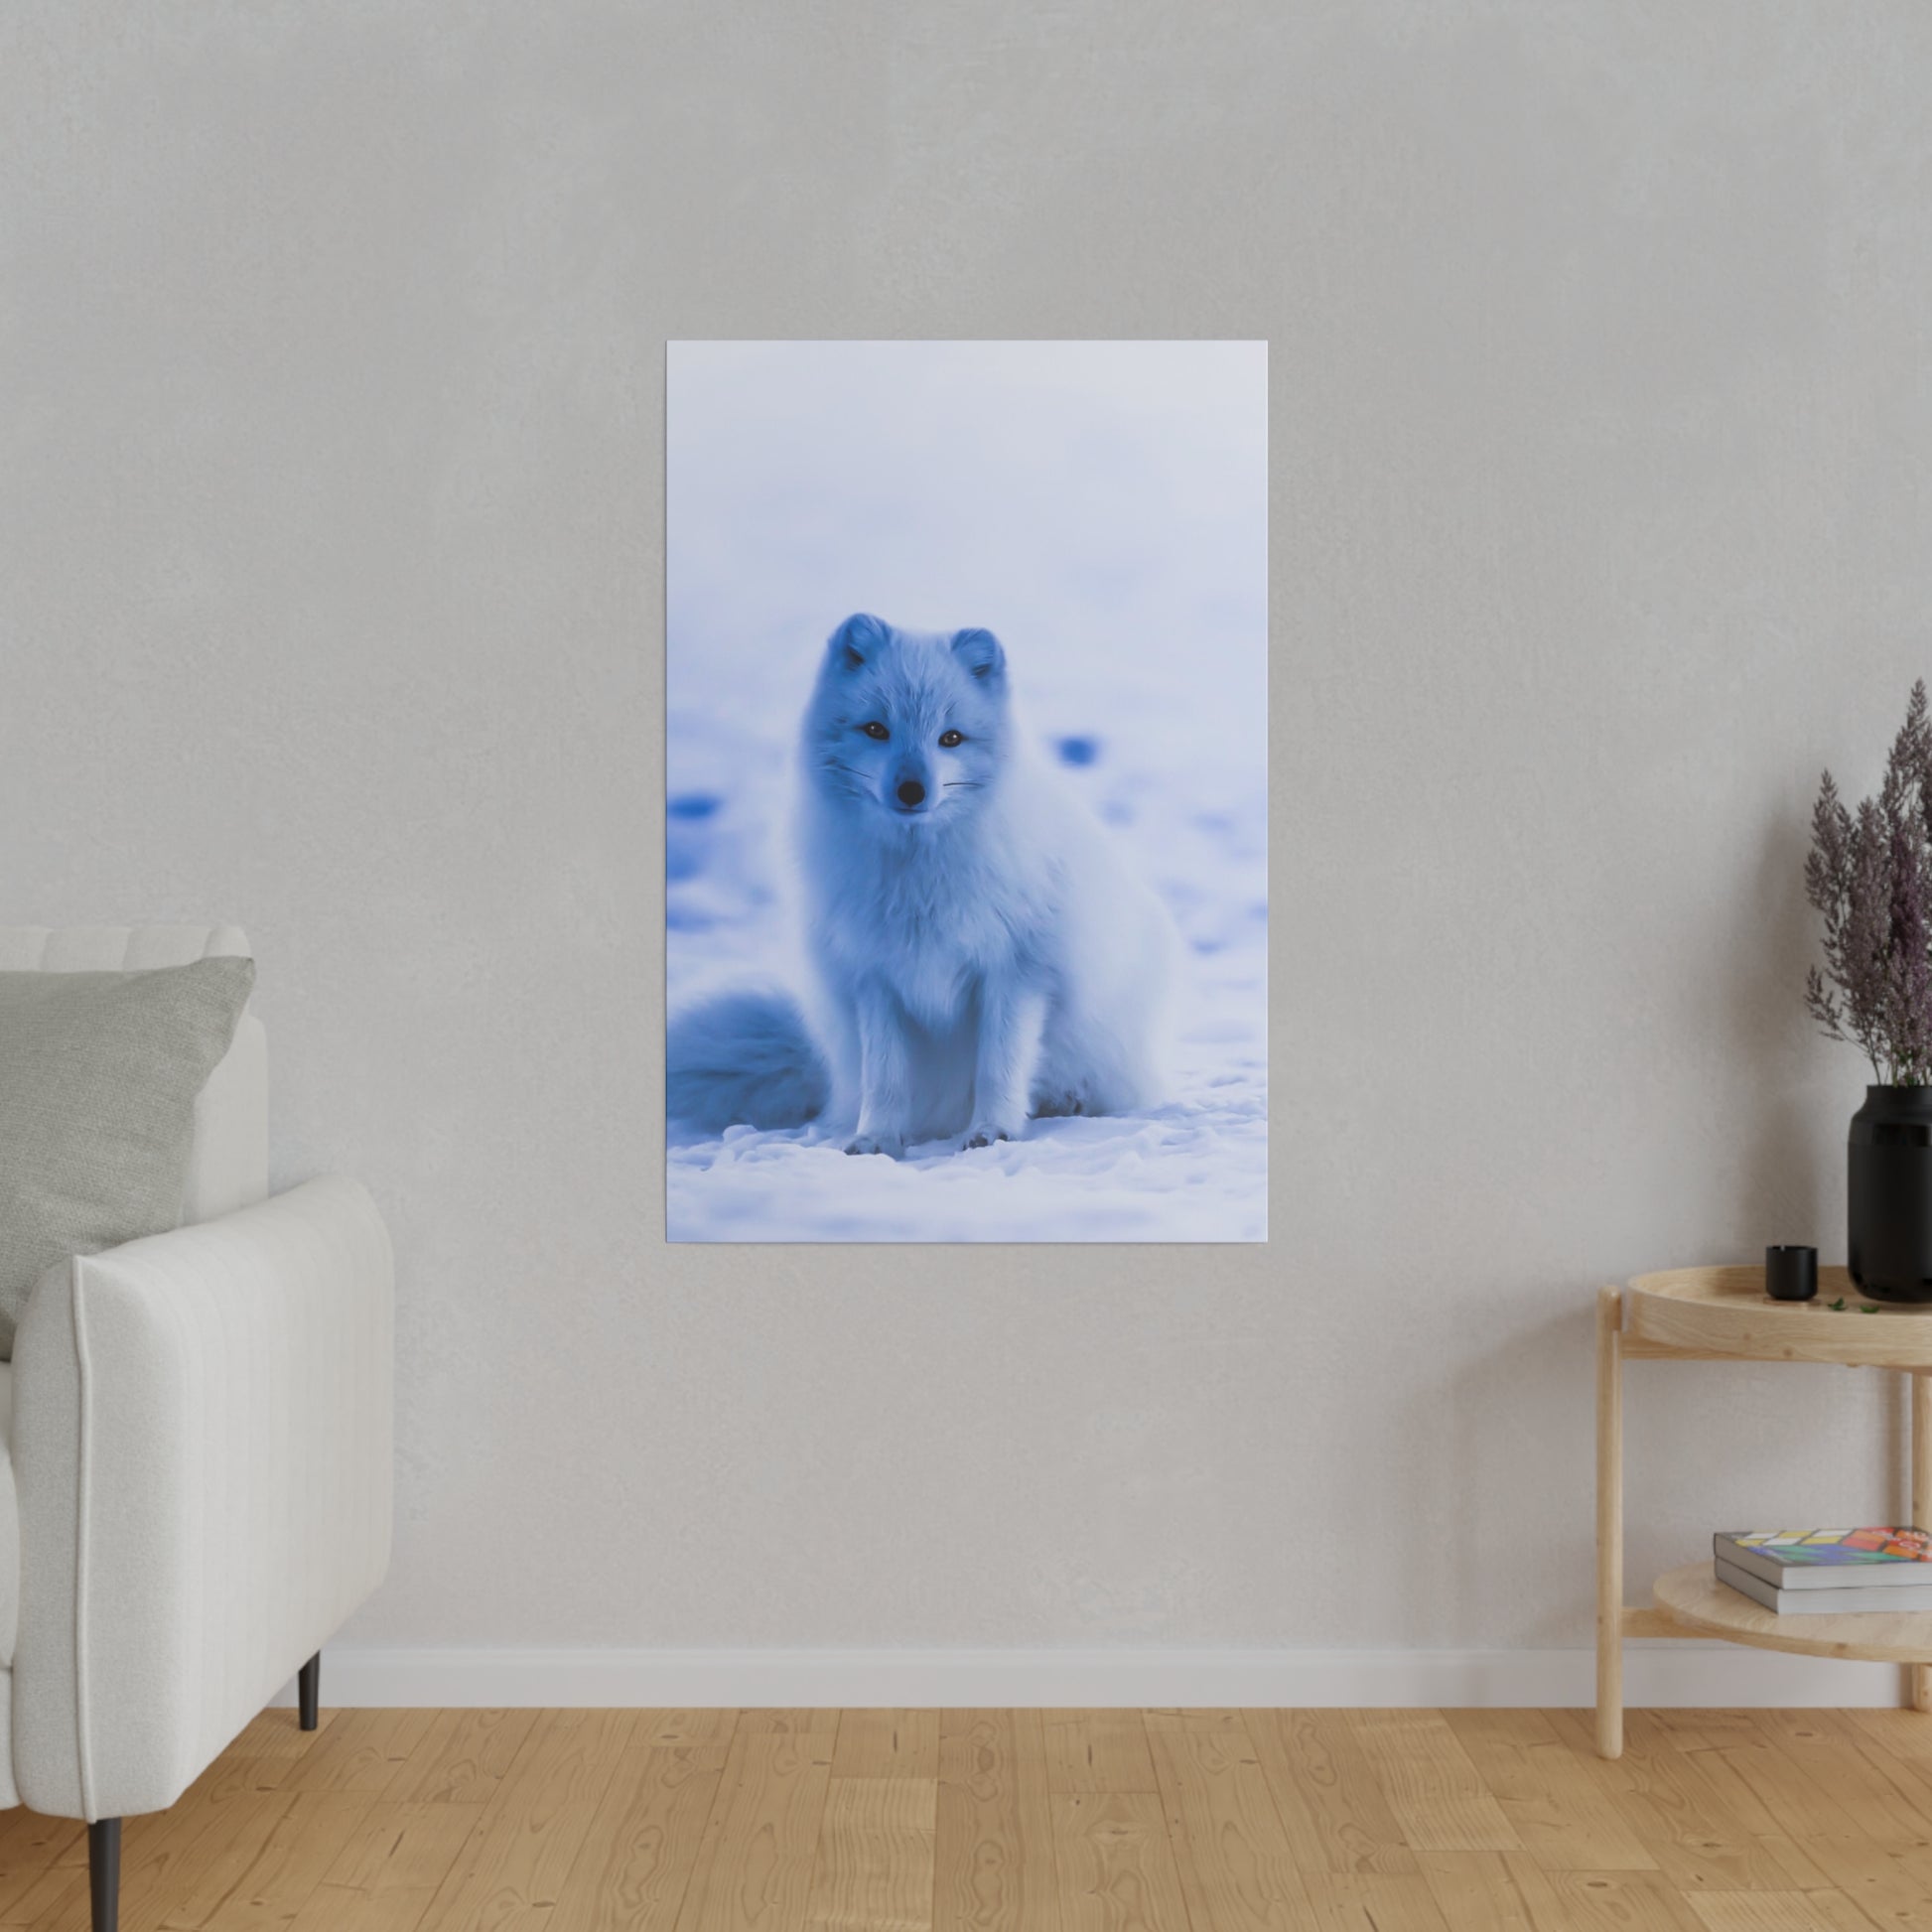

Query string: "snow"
[[666, 342, 1268, 1241]]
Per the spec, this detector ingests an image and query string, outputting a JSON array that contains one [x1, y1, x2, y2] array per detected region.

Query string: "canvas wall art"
[[666, 341, 1267, 1241]]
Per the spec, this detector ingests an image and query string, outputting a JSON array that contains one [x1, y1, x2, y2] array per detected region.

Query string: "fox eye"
[[938, 730, 964, 748], [860, 721, 889, 741]]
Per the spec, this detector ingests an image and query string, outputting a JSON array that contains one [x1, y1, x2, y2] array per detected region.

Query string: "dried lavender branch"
[[1888, 816, 1932, 1082], [1806, 686, 1932, 1086]]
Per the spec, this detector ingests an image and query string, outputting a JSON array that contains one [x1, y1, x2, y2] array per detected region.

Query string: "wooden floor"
[[6, 1708, 1932, 1929]]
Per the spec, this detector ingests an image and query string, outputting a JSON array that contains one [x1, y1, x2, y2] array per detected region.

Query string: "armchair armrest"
[[10, 1176, 393, 1820]]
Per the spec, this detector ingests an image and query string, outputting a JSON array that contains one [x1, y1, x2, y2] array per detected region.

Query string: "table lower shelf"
[[1648, 1562, 1932, 1664]]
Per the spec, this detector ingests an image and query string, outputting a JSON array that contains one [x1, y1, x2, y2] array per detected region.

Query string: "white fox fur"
[[667, 613, 1177, 1157]]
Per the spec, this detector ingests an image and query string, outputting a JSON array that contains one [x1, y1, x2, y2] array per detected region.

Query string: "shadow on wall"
[[1724, 808, 1832, 1248]]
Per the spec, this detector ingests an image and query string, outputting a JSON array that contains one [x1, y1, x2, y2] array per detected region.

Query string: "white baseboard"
[[273, 1643, 1914, 1710]]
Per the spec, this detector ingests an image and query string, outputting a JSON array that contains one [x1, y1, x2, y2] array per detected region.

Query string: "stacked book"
[[1716, 1528, 1932, 1614]]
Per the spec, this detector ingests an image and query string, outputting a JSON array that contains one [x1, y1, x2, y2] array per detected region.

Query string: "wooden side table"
[[1596, 1265, 1932, 1759]]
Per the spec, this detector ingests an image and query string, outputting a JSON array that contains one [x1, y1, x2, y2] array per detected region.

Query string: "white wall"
[[6, 0, 1932, 1692]]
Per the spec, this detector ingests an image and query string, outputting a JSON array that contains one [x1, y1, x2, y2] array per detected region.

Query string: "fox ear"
[[828, 613, 890, 670], [952, 627, 1006, 684]]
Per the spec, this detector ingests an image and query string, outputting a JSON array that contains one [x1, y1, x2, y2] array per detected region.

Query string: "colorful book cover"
[[1721, 1528, 1932, 1568]]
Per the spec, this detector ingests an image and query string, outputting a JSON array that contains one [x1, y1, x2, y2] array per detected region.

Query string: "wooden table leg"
[[1914, 1371, 1932, 1715], [1597, 1286, 1623, 1758]]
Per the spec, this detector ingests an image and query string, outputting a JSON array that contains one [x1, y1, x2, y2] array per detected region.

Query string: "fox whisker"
[[818, 760, 872, 797]]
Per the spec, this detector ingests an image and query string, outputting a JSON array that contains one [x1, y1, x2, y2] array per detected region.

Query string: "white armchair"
[[0, 926, 393, 1932]]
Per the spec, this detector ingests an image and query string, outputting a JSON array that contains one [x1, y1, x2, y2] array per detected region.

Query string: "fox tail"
[[666, 986, 828, 1133]]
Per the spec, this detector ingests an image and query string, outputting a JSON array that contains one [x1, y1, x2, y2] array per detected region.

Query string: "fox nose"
[[897, 778, 926, 807]]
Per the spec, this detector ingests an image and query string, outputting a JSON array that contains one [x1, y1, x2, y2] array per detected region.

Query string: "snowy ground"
[[666, 343, 1267, 1242]]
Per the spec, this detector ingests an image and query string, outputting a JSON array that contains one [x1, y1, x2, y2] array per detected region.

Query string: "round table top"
[[1625, 1265, 1932, 1367]]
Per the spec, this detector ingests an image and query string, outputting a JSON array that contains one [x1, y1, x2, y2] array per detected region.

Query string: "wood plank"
[[1050, 1794, 1187, 1932], [1587, 1719, 1836, 1892], [1298, 1871, 1452, 1931], [384, 1710, 540, 1805], [549, 1744, 728, 1932], [1416, 1851, 1557, 1932], [804, 1777, 935, 1931], [675, 1726, 833, 1932], [1835, 1712, 1932, 1840], [1536, 1869, 1710, 1931], [1245, 1709, 1417, 1875], [8, 1867, 89, 1931], [1685, 1891, 1875, 1931], [1797, 1836, 1932, 1932], [1748, 1710, 1932, 1839], [1442, 1709, 1653, 1869], [1543, 1710, 1817, 1894], [1141, 1709, 1246, 1736], [933, 1710, 1061, 1932], [1688, 1732, 1874, 1843], [1844, 1704, 1932, 1766], [1344, 1712, 1520, 1855], [1145, 1710, 1311, 1929], [1618, 1732, 1783, 1844], [190, 1752, 295, 1807], [646, 1713, 741, 1748], [1040, 1717, 1155, 1795], [272, 1710, 442, 1796], [228, 1711, 335, 1761], [415, 1709, 634, 1931], [739, 1711, 842, 1735], [1639, 1712, 1770, 1755], [0, 1814, 83, 1922], [129, 1793, 297, 1932], [0, 1814, 92, 1932], [194, 1790, 374, 1929], [286, 1802, 486, 1932], [833, 1713, 940, 1782]]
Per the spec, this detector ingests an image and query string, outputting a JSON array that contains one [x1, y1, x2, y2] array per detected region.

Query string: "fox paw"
[[844, 1132, 904, 1159]]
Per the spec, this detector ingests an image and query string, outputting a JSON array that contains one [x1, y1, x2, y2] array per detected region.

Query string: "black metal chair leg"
[[89, 1818, 120, 1932], [298, 1652, 321, 1731]]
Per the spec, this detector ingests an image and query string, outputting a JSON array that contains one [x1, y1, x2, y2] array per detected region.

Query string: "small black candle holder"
[[1765, 1244, 1818, 1303]]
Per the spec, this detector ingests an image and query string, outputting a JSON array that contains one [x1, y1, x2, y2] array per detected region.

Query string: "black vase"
[[1849, 1085, 1932, 1304]]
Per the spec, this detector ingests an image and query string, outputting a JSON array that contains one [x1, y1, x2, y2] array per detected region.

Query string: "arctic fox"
[[667, 613, 1178, 1156]]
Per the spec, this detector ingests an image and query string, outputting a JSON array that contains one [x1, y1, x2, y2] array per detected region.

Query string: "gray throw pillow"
[[0, 956, 256, 1356]]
